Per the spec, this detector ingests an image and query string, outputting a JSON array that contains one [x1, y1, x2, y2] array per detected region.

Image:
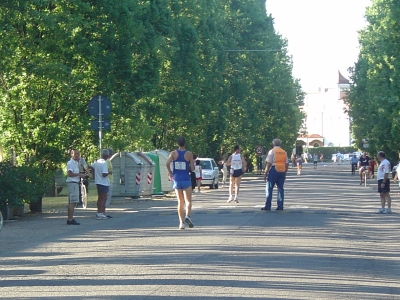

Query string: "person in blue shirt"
[[166, 136, 195, 230], [350, 155, 358, 175]]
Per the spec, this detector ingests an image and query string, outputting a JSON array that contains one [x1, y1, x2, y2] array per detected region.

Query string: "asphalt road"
[[1, 163, 400, 300]]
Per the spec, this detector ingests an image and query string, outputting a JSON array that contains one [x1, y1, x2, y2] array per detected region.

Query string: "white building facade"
[[297, 71, 351, 150]]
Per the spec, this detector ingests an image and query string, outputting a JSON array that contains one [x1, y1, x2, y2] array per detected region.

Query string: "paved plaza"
[[1, 163, 400, 299]]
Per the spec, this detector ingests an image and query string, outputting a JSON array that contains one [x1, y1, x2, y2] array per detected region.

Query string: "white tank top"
[[231, 153, 242, 170], [194, 165, 201, 177]]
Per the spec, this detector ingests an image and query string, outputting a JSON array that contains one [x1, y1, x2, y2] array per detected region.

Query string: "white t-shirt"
[[66, 158, 80, 183], [91, 158, 110, 186], [377, 159, 391, 180]]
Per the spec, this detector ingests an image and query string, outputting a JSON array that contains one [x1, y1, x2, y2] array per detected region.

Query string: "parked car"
[[197, 158, 219, 189]]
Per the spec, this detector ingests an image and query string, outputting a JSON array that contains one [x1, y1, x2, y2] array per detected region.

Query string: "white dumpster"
[[111, 152, 143, 198], [135, 152, 155, 197]]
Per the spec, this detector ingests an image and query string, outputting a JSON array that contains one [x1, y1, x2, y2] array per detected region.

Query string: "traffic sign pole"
[[88, 95, 112, 157], [98, 96, 103, 157]]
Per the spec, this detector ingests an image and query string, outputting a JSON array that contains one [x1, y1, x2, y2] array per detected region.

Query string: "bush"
[[0, 162, 50, 210]]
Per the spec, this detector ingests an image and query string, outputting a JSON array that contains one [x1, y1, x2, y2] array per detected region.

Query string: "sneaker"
[[384, 208, 392, 214], [106, 215, 113, 218], [185, 216, 194, 228], [276, 208, 283, 211], [376, 208, 385, 214], [96, 213, 109, 220], [227, 195, 233, 203], [261, 207, 271, 211], [234, 196, 239, 203], [179, 223, 185, 230], [67, 219, 80, 225]]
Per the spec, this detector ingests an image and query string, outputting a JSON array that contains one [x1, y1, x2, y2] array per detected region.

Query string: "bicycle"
[[76, 174, 89, 209]]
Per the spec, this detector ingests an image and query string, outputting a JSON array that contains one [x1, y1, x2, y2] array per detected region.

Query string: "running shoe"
[[96, 213, 109, 220], [67, 219, 80, 225], [185, 216, 194, 228], [179, 223, 185, 230], [376, 208, 385, 214], [234, 196, 239, 203], [227, 195, 233, 203], [383, 208, 392, 214]]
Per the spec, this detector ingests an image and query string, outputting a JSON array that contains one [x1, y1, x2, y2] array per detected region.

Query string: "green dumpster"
[[143, 152, 163, 195]]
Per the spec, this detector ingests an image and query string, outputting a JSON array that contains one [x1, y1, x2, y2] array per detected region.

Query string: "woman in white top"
[[226, 145, 247, 203]]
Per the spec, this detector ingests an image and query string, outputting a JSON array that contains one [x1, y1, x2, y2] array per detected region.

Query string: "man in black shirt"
[[358, 152, 371, 185]]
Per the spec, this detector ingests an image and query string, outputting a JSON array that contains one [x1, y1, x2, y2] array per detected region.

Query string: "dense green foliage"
[[345, 0, 400, 163], [0, 0, 304, 171]]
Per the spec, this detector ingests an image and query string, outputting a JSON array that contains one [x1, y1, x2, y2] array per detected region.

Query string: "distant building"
[[296, 71, 350, 153]]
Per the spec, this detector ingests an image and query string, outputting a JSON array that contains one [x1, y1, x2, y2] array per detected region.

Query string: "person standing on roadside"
[[261, 139, 289, 211], [376, 151, 392, 214], [105, 148, 114, 217], [166, 136, 195, 230], [226, 145, 247, 203], [320, 153, 324, 163], [66, 149, 86, 225], [90, 149, 111, 220], [194, 159, 202, 193]]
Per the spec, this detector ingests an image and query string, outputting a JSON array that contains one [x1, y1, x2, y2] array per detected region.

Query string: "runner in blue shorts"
[[166, 136, 195, 229]]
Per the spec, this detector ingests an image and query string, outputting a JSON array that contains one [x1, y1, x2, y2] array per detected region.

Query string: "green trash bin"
[[143, 152, 163, 195]]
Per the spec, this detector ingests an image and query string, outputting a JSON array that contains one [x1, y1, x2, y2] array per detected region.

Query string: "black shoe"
[[67, 219, 80, 225], [106, 215, 113, 218], [276, 208, 283, 211], [261, 207, 271, 211]]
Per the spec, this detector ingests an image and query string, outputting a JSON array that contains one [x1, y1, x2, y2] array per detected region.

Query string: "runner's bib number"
[[174, 162, 186, 170]]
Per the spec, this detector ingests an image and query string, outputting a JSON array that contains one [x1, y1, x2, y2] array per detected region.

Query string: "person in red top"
[[369, 157, 375, 178]]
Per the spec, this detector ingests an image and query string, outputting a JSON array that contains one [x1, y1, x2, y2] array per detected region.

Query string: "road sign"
[[88, 95, 111, 117], [90, 120, 111, 131], [255, 145, 264, 155]]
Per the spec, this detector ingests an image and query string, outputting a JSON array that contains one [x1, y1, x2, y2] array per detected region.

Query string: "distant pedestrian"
[[191, 154, 197, 191], [376, 151, 392, 214], [261, 139, 289, 211], [226, 145, 247, 203], [296, 155, 303, 176], [77, 152, 89, 208], [303, 152, 308, 163], [90, 149, 111, 220], [66, 149, 86, 225], [194, 159, 202, 193], [219, 159, 227, 187], [105, 148, 114, 218], [369, 157, 375, 179], [313, 153, 318, 169], [320, 153, 324, 163], [166, 136, 195, 230], [358, 152, 371, 185], [350, 155, 358, 175], [291, 153, 296, 167]]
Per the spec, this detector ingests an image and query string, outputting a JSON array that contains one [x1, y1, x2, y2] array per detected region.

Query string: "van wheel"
[[214, 182, 219, 189]]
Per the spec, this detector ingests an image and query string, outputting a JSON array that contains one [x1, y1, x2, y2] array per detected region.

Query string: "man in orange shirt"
[[261, 139, 289, 211]]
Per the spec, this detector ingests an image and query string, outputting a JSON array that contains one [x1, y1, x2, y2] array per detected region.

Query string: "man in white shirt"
[[90, 149, 111, 220], [66, 149, 86, 225], [376, 151, 392, 214]]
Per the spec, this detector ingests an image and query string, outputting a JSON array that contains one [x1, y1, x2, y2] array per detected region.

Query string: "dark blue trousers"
[[265, 167, 286, 210]]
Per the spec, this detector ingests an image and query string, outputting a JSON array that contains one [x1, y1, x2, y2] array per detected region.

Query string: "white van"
[[197, 158, 219, 189]]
